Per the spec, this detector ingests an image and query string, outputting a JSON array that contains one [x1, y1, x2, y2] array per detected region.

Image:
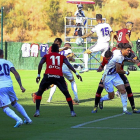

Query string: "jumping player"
[[79, 14, 113, 73], [0, 49, 32, 127], [33, 44, 82, 117]]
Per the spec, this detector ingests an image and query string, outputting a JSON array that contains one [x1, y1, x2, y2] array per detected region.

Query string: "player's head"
[[64, 43, 71, 48], [77, 4, 83, 12], [104, 50, 112, 60], [96, 14, 102, 23], [120, 43, 132, 56], [126, 21, 134, 30], [0, 49, 4, 58], [54, 38, 62, 48], [51, 43, 59, 53]]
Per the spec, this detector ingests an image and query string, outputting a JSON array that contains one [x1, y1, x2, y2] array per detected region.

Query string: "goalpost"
[[0, 7, 4, 50]]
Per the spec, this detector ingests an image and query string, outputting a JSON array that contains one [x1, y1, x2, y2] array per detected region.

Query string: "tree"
[[44, 0, 64, 35]]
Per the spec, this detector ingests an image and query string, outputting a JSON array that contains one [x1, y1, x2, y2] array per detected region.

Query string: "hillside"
[[0, 0, 140, 42]]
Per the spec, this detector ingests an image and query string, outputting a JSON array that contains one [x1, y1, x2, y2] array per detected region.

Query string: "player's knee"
[[120, 89, 126, 94], [36, 90, 43, 96], [11, 100, 17, 106], [108, 93, 114, 99], [125, 83, 130, 87]]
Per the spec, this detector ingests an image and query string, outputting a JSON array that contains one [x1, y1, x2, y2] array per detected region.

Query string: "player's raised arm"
[[64, 58, 82, 81], [10, 67, 25, 92], [36, 57, 46, 83]]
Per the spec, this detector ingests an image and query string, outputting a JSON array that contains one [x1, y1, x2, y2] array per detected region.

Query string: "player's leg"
[[63, 67, 79, 103], [8, 87, 32, 124], [98, 75, 115, 110], [92, 79, 104, 113], [114, 74, 131, 114], [56, 76, 76, 116], [47, 84, 57, 102], [119, 74, 136, 112], [0, 88, 23, 127], [34, 74, 51, 117]]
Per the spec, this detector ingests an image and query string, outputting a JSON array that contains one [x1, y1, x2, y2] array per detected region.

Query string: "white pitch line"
[[79, 127, 140, 130], [71, 113, 124, 128]]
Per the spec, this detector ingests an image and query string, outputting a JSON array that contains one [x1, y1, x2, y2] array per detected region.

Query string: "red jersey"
[[43, 52, 66, 76], [116, 28, 131, 45], [101, 47, 123, 70], [101, 57, 108, 67], [48, 46, 52, 54]]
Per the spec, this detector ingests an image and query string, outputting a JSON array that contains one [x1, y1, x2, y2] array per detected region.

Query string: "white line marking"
[[71, 113, 124, 128], [79, 127, 140, 130]]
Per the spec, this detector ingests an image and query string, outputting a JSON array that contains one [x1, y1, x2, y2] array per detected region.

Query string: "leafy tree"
[[44, 0, 65, 35]]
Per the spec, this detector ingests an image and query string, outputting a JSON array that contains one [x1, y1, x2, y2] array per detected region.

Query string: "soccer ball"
[[76, 37, 84, 46]]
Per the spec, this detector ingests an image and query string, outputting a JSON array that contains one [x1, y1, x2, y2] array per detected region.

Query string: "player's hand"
[[76, 74, 82, 81], [125, 71, 130, 76], [97, 66, 103, 72], [36, 76, 40, 83], [20, 86, 26, 92]]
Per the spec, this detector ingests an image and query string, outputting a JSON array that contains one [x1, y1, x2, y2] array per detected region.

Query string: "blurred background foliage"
[[0, 0, 140, 42]]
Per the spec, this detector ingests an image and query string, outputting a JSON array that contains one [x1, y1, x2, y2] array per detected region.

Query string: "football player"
[[33, 44, 82, 117], [92, 44, 140, 114], [0, 49, 32, 127], [79, 14, 113, 73], [98, 43, 132, 114], [47, 43, 80, 104]]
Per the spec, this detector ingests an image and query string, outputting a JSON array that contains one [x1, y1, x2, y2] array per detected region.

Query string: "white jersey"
[[0, 59, 14, 88], [91, 23, 112, 43], [75, 10, 85, 17], [31, 43, 39, 57], [21, 43, 31, 57], [104, 50, 124, 75]]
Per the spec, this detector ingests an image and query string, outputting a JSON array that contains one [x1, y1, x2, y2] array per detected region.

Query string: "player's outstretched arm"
[[36, 57, 46, 83], [64, 58, 82, 81], [81, 32, 93, 39], [10, 67, 25, 92]]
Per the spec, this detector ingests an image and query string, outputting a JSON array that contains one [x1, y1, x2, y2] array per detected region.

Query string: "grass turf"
[[0, 70, 140, 140]]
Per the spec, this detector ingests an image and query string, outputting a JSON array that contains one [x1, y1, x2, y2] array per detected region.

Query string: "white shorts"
[[62, 64, 74, 81], [102, 73, 124, 93], [0, 87, 18, 108], [89, 42, 110, 57]]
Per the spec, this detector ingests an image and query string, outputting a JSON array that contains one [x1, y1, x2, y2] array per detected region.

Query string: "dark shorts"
[[39, 74, 68, 93], [119, 74, 129, 84]]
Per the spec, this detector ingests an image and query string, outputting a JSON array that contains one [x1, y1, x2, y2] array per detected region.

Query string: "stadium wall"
[[0, 41, 139, 70]]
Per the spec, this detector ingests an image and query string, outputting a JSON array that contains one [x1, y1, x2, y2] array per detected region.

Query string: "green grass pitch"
[[0, 70, 140, 140]]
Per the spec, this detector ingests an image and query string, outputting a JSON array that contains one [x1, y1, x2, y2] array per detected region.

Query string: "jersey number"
[[0, 64, 10, 76], [101, 27, 109, 36], [118, 32, 123, 41], [50, 56, 60, 66], [42, 47, 45, 52]]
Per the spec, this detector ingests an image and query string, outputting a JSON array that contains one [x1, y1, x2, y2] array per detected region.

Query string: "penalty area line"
[[78, 127, 140, 130], [71, 113, 124, 128]]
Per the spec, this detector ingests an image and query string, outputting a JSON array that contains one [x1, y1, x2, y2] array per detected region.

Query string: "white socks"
[[48, 85, 57, 101], [121, 93, 127, 112], [84, 53, 88, 69], [71, 81, 78, 100], [100, 94, 110, 102], [13, 102, 31, 121], [3, 107, 22, 122]]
